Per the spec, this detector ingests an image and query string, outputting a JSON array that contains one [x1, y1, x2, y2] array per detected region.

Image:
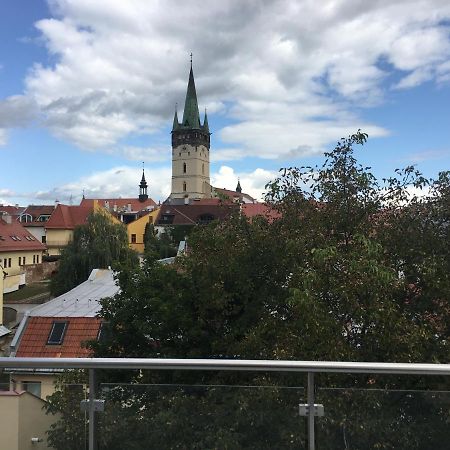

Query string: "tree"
[[46, 132, 450, 449], [143, 223, 177, 260], [50, 210, 138, 295]]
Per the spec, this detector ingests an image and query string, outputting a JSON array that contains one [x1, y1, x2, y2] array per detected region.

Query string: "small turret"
[[139, 164, 148, 202], [203, 109, 209, 134], [236, 179, 242, 193], [172, 108, 179, 131]]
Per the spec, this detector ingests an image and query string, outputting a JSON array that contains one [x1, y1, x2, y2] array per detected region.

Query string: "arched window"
[[183, 162, 187, 173], [202, 163, 205, 175], [183, 182, 187, 192]]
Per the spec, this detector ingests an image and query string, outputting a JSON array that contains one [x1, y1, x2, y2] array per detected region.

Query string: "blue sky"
[[1, 0, 450, 205]]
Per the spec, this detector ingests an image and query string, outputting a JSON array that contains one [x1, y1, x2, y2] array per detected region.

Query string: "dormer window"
[[47, 321, 68, 345]]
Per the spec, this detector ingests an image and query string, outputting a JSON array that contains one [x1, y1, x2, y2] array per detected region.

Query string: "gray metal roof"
[[27, 269, 119, 318]]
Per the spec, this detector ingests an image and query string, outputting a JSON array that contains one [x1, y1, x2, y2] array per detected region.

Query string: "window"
[[18, 257, 21, 266], [183, 162, 187, 173], [3, 258, 6, 268], [160, 214, 174, 224], [202, 163, 205, 175], [47, 321, 68, 345], [8, 258, 11, 267], [131, 234, 137, 243], [198, 214, 215, 225], [33, 255, 36, 264], [22, 381, 41, 398], [36, 255, 39, 264], [97, 322, 111, 342], [42, 236, 46, 244], [23, 256, 26, 265], [183, 182, 187, 192]]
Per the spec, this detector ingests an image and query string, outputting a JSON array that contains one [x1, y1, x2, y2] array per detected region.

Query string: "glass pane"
[[316, 388, 450, 450], [44, 380, 89, 450], [97, 383, 306, 449]]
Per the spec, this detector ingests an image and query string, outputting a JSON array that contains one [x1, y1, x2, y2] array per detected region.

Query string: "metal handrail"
[[1, 357, 449, 375]]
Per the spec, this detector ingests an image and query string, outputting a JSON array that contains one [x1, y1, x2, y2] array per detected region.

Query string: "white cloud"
[[0, 129, 6, 146], [0, 0, 449, 160], [31, 166, 172, 204], [211, 165, 278, 201]]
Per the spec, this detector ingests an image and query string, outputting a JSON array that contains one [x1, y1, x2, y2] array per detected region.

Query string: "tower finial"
[[190, 52, 193, 67]]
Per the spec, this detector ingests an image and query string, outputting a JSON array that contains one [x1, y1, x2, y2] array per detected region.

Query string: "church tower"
[[170, 61, 211, 200], [139, 166, 148, 202]]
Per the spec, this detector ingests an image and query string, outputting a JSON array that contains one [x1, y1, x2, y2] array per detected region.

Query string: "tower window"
[[183, 182, 187, 192], [183, 162, 187, 173], [202, 163, 205, 175]]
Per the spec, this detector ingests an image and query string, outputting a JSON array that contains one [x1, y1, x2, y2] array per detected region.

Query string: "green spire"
[[181, 66, 201, 129], [203, 109, 209, 133], [172, 107, 179, 131]]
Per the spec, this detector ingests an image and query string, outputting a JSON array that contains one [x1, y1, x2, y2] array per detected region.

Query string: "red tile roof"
[[0, 205, 23, 217], [0, 219, 47, 252], [156, 204, 238, 226], [45, 204, 93, 229], [241, 203, 281, 222], [19, 205, 55, 227], [16, 317, 102, 357], [80, 197, 156, 212], [214, 188, 256, 203]]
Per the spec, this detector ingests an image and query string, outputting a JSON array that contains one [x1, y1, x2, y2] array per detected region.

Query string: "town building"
[[44, 204, 96, 256], [0, 390, 57, 450], [0, 215, 46, 297], [9, 269, 118, 399], [127, 208, 160, 254], [80, 169, 157, 224], [18, 205, 55, 244]]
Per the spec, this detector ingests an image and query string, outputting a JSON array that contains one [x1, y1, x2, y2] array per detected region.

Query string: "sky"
[[1, 0, 450, 206]]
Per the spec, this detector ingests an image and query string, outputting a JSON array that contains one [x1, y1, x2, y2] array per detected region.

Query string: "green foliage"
[[143, 223, 177, 260], [46, 132, 450, 449], [50, 210, 138, 295]]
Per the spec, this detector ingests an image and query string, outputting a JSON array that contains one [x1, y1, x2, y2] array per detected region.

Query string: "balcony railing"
[[1, 358, 449, 450]]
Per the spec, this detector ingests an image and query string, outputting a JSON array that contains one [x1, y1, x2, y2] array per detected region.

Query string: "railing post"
[[307, 371, 315, 450], [88, 368, 97, 450]]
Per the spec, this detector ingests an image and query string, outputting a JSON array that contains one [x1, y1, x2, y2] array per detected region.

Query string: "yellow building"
[[0, 390, 57, 450], [127, 208, 160, 254], [0, 216, 46, 306], [45, 203, 120, 256]]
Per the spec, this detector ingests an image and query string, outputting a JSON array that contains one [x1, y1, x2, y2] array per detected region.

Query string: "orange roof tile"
[[16, 317, 102, 358], [241, 203, 281, 222], [45, 204, 93, 229]]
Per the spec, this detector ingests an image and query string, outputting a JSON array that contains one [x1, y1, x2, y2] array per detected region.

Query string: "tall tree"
[[46, 132, 450, 449], [51, 210, 138, 295]]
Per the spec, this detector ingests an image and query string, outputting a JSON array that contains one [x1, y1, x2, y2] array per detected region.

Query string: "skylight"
[[47, 321, 68, 345]]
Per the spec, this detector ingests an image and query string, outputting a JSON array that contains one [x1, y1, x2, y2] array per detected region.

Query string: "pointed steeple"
[[181, 61, 201, 129], [172, 105, 179, 131], [236, 179, 242, 193], [203, 108, 209, 133]]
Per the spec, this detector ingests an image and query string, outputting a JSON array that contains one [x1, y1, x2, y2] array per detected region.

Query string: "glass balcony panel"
[[316, 387, 450, 450], [97, 383, 306, 449]]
